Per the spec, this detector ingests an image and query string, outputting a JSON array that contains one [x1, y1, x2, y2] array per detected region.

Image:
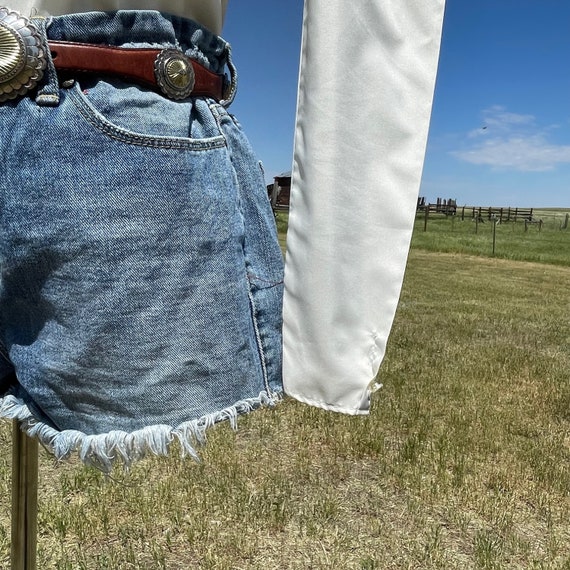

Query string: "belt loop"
[[33, 17, 60, 106], [220, 43, 237, 108]]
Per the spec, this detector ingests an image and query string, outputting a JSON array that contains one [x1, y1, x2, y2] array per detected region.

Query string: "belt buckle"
[[154, 48, 195, 100], [0, 7, 46, 102]]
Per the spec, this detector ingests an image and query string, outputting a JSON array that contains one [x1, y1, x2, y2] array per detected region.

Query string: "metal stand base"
[[11, 420, 38, 570]]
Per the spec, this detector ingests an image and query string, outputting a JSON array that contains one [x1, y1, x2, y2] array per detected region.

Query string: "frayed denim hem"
[[0, 391, 282, 473]]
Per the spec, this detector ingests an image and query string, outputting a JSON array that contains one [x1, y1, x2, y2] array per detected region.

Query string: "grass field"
[[413, 208, 570, 266], [1, 210, 569, 569]]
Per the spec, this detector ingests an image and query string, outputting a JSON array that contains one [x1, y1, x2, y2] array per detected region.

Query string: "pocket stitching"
[[67, 84, 227, 150]]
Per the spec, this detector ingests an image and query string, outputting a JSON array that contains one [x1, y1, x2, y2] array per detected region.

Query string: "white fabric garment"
[[283, 0, 446, 414], [10, 0, 228, 33]]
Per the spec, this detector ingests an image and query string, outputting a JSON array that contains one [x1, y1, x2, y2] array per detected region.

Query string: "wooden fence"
[[458, 206, 534, 222], [417, 201, 541, 233]]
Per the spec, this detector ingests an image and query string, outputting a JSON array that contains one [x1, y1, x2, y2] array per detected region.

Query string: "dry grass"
[[1, 221, 569, 568]]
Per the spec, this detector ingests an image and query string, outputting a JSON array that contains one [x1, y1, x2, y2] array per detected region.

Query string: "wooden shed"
[[267, 171, 291, 209]]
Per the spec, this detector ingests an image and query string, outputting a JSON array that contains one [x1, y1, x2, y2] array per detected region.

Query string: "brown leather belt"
[[0, 9, 228, 103], [49, 41, 226, 101]]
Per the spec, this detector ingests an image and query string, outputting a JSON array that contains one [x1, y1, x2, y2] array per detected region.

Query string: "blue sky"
[[222, 2, 304, 179], [223, 1, 570, 208]]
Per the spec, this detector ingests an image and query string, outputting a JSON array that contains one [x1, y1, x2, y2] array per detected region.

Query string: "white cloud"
[[484, 106, 535, 127], [451, 106, 570, 171]]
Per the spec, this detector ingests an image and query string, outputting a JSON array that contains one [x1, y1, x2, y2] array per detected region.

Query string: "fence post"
[[270, 180, 279, 210], [423, 205, 429, 232], [492, 217, 497, 255]]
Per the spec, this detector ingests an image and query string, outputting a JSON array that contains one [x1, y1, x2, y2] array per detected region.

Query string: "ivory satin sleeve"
[[283, 0, 446, 414]]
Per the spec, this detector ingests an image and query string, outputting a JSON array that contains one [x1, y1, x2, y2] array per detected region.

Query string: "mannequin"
[[10, 1, 227, 33], [0, 1, 447, 470]]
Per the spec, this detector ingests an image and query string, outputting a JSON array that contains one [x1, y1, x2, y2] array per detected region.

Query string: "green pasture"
[[1, 210, 569, 568], [413, 208, 570, 266]]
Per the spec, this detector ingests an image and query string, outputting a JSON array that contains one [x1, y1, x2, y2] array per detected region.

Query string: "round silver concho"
[[154, 49, 195, 100], [0, 8, 46, 102]]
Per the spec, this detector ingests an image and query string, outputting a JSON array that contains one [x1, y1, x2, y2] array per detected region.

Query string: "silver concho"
[[0, 7, 46, 102], [154, 49, 195, 100]]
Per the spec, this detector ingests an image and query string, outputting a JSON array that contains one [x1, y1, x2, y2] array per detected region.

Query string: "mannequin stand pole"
[[11, 420, 38, 570]]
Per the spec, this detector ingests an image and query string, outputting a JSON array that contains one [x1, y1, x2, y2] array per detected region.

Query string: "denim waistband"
[[30, 10, 236, 106]]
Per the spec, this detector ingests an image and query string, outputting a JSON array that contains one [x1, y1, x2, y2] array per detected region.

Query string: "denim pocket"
[[66, 79, 226, 149]]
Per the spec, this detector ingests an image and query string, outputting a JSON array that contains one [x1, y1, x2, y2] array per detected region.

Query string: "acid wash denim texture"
[[0, 11, 284, 471]]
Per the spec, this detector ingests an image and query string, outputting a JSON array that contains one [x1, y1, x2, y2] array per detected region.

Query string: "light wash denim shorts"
[[0, 10, 284, 471]]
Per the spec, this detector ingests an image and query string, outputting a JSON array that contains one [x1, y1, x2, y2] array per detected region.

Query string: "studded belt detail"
[[0, 7, 226, 102], [0, 8, 46, 102]]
